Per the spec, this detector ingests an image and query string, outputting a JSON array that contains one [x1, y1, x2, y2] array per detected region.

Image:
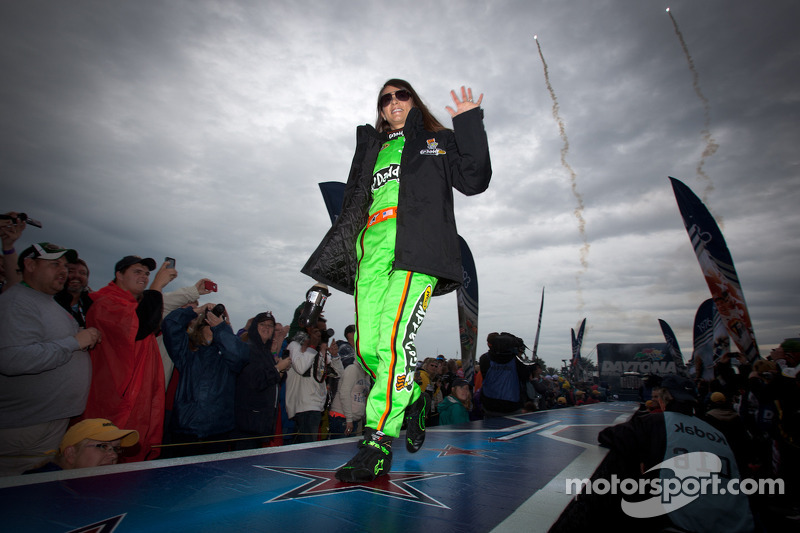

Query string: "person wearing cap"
[[285, 319, 344, 444], [24, 418, 139, 473], [437, 378, 472, 426], [702, 391, 753, 474], [82, 256, 177, 462], [0, 243, 101, 476], [597, 374, 754, 532], [229, 311, 293, 450], [770, 338, 800, 378]]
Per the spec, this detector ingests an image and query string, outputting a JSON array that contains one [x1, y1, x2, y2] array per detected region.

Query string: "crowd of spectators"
[[3, 208, 796, 530], [0, 213, 610, 476], [0, 212, 382, 473]]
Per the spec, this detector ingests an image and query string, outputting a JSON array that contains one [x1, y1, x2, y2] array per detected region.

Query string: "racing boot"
[[335, 428, 393, 483], [404, 392, 429, 453]]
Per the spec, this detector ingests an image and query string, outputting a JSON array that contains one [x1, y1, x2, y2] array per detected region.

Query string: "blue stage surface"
[[0, 403, 637, 533]]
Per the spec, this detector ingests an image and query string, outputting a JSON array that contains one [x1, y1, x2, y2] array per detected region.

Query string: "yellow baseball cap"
[[60, 419, 139, 453]]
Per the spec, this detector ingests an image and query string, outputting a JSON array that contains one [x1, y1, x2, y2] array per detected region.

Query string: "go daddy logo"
[[396, 283, 433, 392]]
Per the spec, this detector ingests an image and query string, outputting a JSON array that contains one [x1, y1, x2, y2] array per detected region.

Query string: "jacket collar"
[[364, 106, 425, 142], [400, 107, 423, 139], [405, 107, 423, 131]]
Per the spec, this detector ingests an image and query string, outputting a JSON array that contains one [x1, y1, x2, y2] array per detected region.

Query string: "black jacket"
[[54, 289, 93, 328], [233, 322, 283, 436], [302, 106, 491, 297]]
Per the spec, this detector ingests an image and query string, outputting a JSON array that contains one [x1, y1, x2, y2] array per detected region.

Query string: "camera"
[[164, 257, 176, 269], [204, 280, 218, 292], [208, 303, 225, 318], [0, 213, 42, 228], [320, 328, 334, 345]]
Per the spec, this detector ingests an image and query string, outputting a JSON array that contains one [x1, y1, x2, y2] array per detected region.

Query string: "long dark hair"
[[187, 315, 208, 352], [375, 78, 446, 133]]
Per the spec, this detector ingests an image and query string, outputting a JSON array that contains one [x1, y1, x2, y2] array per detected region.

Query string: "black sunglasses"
[[379, 89, 411, 108]]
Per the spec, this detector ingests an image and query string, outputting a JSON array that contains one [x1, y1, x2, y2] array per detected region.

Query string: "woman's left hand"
[[446, 86, 483, 117]]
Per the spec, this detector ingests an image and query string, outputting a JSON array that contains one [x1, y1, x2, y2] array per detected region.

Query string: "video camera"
[[490, 332, 526, 356]]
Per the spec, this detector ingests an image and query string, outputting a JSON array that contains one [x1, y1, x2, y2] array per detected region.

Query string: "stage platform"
[[0, 402, 637, 533]]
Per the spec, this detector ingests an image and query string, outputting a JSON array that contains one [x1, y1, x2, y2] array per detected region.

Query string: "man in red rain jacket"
[[83, 256, 176, 461]]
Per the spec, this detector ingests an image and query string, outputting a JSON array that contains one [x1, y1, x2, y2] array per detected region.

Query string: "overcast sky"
[[2, 0, 798, 371]]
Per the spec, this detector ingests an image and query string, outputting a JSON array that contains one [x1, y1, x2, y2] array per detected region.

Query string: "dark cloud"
[[2, 0, 798, 368]]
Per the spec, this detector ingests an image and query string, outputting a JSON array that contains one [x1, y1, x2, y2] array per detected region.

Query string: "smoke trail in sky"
[[535, 35, 589, 312], [667, 8, 720, 209]]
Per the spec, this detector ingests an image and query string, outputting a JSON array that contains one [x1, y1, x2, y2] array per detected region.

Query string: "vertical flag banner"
[[571, 329, 577, 366], [571, 318, 586, 366], [669, 177, 759, 361], [658, 319, 688, 375], [692, 298, 730, 380], [532, 287, 545, 359], [457, 236, 479, 383]]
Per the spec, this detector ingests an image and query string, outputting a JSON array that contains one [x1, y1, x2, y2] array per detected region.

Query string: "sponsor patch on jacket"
[[372, 164, 400, 191], [420, 138, 446, 156]]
